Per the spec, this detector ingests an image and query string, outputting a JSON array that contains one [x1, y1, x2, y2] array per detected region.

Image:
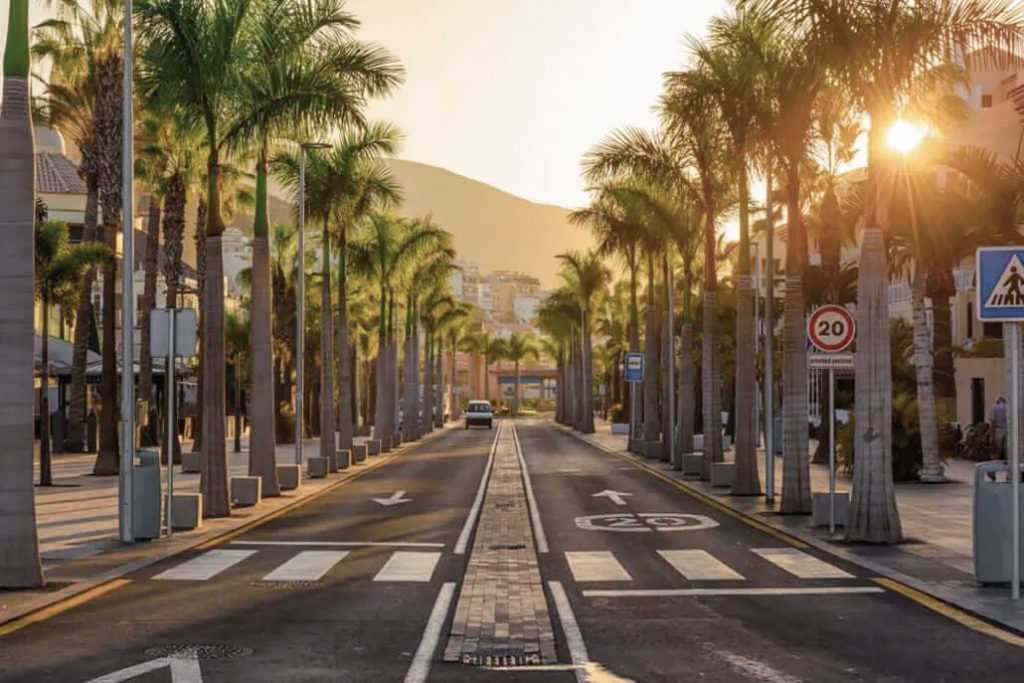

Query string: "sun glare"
[[886, 120, 926, 155]]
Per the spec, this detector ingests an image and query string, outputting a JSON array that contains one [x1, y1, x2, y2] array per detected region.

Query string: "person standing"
[[989, 395, 1008, 461]]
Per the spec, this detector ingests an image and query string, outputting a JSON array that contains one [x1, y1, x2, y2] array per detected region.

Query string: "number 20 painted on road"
[[807, 305, 856, 353]]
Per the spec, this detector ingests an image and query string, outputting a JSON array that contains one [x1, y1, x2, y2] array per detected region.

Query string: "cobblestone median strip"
[[444, 422, 557, 666]]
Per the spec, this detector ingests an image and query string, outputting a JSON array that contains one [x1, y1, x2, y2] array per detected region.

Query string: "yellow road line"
[[0, 579, 132, 638], [874, 578, 1024, 648]]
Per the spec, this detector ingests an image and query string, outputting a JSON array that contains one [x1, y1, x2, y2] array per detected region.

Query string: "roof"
[[36, 152, 87, 195]]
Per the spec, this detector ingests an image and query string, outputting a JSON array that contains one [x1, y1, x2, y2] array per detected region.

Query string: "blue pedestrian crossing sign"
[[977, 247, 1024, 321], [624, 352, 644, 383]]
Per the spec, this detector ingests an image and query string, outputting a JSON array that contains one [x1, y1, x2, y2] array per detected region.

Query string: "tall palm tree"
[[1, 0, 45, 587], [504, 333, 540, 416], [540, 290, 582, 426], [35, 219, 110, 485], [772, 0, 1024, 541], [557, 250, 611, 434]]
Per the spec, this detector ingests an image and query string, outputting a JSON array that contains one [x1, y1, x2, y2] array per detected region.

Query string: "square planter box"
[[610, 423, 630, 436], [393, 433, 403, 447], [366, 439, 381, 456], [812, 491, 850, 528], [168, 493, 202, 530], [336, 449, 351, 470], [307, 456, 329, 479], [382, 435, 393, 453], [352, 444, 367, 463], [643, 440, 662, 460], [682, 454, 704, 476], [230, 476, 262, 507], [711, 462, 735, 488], [181, 450, 201, 473], [277, 464, 303, 490]]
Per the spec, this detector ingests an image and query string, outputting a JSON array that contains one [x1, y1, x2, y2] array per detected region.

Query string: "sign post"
[[808, 305, 856, 535], [625, 353, 644, 442], [976, 246, 1024, 600]]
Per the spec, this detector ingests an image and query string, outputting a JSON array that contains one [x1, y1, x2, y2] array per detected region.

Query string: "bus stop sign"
[[625, 352, 644, 383]]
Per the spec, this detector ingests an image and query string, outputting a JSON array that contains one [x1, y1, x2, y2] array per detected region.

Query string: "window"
[[982, 94, 993, 108], [966, 301, 974, 339], [972, 378, 985, 425]]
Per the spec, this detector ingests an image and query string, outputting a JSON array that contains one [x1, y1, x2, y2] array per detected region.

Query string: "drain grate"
[[487, 543, 526, 550], [249, 580, 323, 589], [461, 647, 540, 667], [493, 501, 519, 510], [144, 644, 252, 660]]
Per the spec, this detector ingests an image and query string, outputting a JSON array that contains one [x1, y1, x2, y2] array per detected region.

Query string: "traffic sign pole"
[[1011, 322, 1020, 600], [165, 311, 175, 538], [829, 368, 836, 535]]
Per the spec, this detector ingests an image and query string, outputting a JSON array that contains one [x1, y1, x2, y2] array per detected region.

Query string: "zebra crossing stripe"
[[260, 550, 349, 582], [751, 548, 853, 579], [373, 551, 442, 582], [153, 549, 257, 581], [658, 549, 744, 581], [565, 551, 632, 582]]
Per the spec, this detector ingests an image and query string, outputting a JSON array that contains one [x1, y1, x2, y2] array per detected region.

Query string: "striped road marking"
[[751, 548, 853, 579], [260, 550, 349, 582], [153, 549, 256, 581], [582, 587, 884, 598], [658, 549, 745, 581], [565, 551, 632, 582], [373, 551, 442, 582]]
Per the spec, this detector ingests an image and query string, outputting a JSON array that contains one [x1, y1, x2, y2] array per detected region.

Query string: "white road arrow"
[[372, 490, 412, 507], [592, 490, 632, 506], [86, 654, 203, 683]]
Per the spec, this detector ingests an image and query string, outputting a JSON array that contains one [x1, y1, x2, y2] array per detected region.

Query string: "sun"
[[886, 120, 926, 155]]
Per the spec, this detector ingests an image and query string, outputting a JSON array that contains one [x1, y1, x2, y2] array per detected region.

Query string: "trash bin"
[[132, 450, 162, 540], [973, 460, 1024, 585]]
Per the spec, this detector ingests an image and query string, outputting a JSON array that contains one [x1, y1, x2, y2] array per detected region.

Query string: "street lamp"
[[295, 142, 331, 466], [119, 0, 135, 543]]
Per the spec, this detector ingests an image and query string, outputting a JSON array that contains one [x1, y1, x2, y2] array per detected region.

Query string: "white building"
[[513, 292, 546, 324], [221, 227, 252, 298]]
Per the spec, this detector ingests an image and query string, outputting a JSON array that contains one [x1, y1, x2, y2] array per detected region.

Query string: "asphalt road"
[[1, 418, 1022, 682]]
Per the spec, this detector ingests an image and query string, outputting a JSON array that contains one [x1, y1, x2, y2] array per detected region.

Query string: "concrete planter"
[[711, 462, 735, 488], [610, 423, 630, 435], [336, 449, 351, 470], [230, 476, 262, 506], [366, 439, 381, 456], [277, 464, 303, 490], [169, 493, 202, 530], [812, 491, 850, 528], [352, 444, 367, 463], [181, 450, 201, 473], [307, 457, 329, 479], [682, 454, 704, 477]]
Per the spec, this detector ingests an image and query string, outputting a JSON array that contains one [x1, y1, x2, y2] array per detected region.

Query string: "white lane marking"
[[153, 549, 256, 581], [404, 582, 456, 683], [582, 587, 884, 598], [260, 550, 348, 582], [712, 649, 804, 683], [592, 489, 632, 506], [230, 540, 444, 548], [751, 547, 854, 579], [373, 490, 413, 506], [566, 551, 632, 582], [455, 423, 501, 554], [549, 581, 590, 683], [512, 423, 549, 553], [86, 654, 203, 683], [658, 549, 745, 581], [373, 551, 442, 582]]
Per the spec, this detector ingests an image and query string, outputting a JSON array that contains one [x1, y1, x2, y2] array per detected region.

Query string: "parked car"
[[465, 400, 494, 429]]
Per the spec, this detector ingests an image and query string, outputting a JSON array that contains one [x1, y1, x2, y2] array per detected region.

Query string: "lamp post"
[[119, 0, 135, 543], [295, 142, 331, 466]]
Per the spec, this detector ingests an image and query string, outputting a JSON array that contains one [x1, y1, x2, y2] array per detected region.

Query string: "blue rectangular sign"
[[624, 352, 644, 383], [977, 247, 1024, 322]]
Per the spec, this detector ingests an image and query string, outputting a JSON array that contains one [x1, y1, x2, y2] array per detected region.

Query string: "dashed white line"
[[403, 582, 456, 683], [658, 549, 745, 581], [454, 423, 501, 554], [373, 551, 441, 582], [582, 587, 884, 598], [153, 549, 256, 581], [230, 540, 444, 548], [512, 423, 548, 553], [751, 548, 854, 579], [566, 551, 632, 582]]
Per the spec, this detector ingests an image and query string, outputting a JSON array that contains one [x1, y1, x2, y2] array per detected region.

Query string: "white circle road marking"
[[574, 513, 719, 533]]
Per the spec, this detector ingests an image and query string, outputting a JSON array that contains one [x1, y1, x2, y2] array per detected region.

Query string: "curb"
[[0, 425, 456, 637], [554, 422, 1024, 642]]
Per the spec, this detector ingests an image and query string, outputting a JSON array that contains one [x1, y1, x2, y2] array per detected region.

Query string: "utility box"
[[132, 450, 162, 540], [973, 461, 1024, 584]]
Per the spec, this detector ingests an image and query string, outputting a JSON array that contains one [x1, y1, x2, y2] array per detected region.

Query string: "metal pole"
[[764, 178, 775, 505], [667, 261, 676, 467], [828, 367, 836, 536], [754, 242, 761, 447], [1010, 322, 1020, 600], [119, 0, 135, 544], [165, 311, 175, 537], [295, 147, 305, 465], [581, 308, 587, 427]]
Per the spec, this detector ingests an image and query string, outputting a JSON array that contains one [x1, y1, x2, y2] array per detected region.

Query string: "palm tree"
[[504, 333, 540, 416], [35, 219, 111, 485], [774, 0, 1024, 541], [1, 0, 44, 587], [557, 250, 611, 434], [225, 309, 250, 454], [270, 222, 298, 442]]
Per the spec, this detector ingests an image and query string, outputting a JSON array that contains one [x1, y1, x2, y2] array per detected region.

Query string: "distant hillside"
[[231, 159, 592, 289]]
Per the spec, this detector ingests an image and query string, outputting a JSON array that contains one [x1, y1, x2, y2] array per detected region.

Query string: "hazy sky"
[[2, 0, 728, 208]]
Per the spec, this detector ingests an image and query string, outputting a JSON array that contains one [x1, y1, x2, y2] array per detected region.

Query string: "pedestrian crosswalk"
[[564, 546, 857, 585], [150, 548, 442, 584]]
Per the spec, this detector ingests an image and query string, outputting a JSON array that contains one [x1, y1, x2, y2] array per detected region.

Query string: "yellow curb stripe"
[[0, 579, 132, 638], [873, 577, 1024, 648]]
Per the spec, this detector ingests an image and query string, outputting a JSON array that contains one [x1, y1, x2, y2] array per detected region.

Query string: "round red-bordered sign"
[[807, 305, 856, 352]]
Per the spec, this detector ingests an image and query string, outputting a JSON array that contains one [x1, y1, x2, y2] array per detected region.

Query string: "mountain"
[[232, 159, 592, 289]]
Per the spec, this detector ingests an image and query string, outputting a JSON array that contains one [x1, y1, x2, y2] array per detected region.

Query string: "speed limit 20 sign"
[[807, 305, 856, 353]]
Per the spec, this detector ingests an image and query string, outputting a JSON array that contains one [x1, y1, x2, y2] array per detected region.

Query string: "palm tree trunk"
[[912, 272, 943, 482], [642, 269, 660, 444], [660, 265, 671, 460], [701, 290, 723, 479], [138, 195, 162, 424], [336, 229, 354, 449], [233, 356, 242, 453], [66, 175, 99, 452], [0, 17, 45, 583], [733, 279, 760, 493], [675, 321, 695, 469], [40, 298, 53, 486], [319, 228, 336, 463], [449, 340, 459, 420], [94, 227, 119, 474], [514, 360, 521, 416], [403, 312, 417, 441], [199, 159, 229, 518], [927, 273, 956, 417], [193, 198, 208, 451], [627, 256, 640, 447]]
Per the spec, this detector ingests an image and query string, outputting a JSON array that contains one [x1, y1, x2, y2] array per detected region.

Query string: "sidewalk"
[[2, 428, 449, 630], [571, 419, 1024, 635]]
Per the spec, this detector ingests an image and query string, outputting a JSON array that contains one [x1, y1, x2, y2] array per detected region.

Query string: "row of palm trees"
[[561, 0, 1024, 545]]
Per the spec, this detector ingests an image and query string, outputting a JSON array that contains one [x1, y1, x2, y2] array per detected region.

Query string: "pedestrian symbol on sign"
[[985, 254, 1024, 308]]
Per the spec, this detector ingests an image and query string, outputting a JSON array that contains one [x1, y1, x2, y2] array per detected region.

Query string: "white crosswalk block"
[[261, 550, 349, 582], [565, 551, 632, 582], [373, 551, 441, 582], [751, 548, 853, 579], [658, 549, 744, 581], [154, 549, 256, 581]]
